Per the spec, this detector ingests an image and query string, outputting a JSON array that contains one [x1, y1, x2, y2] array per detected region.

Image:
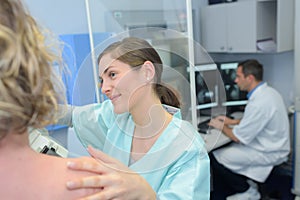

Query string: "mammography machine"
[[29, 128, 68, 158]]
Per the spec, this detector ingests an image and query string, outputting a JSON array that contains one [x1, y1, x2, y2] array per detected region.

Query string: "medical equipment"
[[29, 128, 68, 158]]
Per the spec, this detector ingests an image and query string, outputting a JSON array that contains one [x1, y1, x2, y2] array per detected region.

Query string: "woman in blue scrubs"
[[60, 37, 210, 199]]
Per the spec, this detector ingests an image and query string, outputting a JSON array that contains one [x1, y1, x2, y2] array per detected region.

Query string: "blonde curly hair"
[[0, 0, 66, 139]]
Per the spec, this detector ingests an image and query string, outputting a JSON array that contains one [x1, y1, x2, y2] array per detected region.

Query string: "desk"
[[200, 129, 231, 152], [198, 111, 244, 152]]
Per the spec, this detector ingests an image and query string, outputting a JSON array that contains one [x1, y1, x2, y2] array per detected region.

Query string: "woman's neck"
[[131, 99, 172, 138], [0, 130, 33, 157], [130, 103, 173, 162]]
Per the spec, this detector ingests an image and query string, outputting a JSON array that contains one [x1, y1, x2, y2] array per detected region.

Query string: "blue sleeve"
[[72, 100, 115, 150], [157, 148, 210, 200]]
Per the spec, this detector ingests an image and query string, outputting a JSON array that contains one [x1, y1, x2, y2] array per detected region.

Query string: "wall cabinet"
[[200, 0, 294, 53]]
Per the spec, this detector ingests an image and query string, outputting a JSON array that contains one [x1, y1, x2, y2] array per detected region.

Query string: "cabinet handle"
[[228, 47, 233, 51], [220, 46, 225, 50]]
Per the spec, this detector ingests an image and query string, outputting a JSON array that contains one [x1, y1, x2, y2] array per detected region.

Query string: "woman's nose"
[[101, 80, 111, 95]]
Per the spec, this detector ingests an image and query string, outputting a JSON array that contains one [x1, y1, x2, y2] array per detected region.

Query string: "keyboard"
[[198, 119, 211, 134], [198, 114, 234, 134]]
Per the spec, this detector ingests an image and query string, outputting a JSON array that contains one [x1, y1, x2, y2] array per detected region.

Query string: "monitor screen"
[[218, 62, 248, 106], [194, 63, 219, 110]]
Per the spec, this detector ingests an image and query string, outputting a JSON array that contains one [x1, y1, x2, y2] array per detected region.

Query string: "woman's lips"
[[110, 94, 121, 102]]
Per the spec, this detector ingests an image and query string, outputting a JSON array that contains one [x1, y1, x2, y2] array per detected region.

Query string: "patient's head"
[[0, 0, 66, 139]]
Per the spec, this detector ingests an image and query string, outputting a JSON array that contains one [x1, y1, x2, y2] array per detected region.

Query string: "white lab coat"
[[213, 83, 290, 182]]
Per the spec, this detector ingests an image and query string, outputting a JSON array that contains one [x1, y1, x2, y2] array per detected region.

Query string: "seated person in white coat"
[[208, 59, 290, 200]]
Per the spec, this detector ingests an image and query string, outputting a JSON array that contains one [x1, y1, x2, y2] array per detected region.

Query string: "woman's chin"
[[113, 105, 127, 114]]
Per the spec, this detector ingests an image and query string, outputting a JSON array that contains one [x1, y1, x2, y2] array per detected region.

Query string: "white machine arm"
[[29, 128, 68, 158]]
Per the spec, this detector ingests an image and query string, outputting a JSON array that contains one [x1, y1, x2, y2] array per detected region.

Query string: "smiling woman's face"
[[99, 53, 148, 114]]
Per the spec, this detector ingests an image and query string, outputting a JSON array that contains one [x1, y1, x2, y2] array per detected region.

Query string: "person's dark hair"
[[238, 59, 263, 81], [97, 37, 181, 108]]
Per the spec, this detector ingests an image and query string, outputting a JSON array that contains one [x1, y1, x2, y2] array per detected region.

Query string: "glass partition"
[[81, 0, 221, 125]]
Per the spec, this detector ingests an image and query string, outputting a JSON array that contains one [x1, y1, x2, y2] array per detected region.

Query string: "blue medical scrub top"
[[71, 100, 210, 199]]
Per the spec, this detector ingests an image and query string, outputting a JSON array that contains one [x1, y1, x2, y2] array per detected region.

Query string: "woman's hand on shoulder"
[[66, 146, 156, 200]]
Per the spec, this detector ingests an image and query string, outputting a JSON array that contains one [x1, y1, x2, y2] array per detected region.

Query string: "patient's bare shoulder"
[[0, 154, 101, 200]]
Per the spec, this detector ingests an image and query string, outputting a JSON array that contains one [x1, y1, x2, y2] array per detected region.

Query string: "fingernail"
[[67, 161, 75, 167], [66, 181, 76, 189]]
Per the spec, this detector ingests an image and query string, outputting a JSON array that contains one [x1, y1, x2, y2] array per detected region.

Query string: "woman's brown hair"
[[97, 37, 181, 108]]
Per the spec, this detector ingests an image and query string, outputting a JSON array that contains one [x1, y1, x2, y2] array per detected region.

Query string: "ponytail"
[[155, 84, 181, 108], [97, 37, 182, 109]]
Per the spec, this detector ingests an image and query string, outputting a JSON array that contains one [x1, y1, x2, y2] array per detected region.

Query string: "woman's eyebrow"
[[100, 66, 111, 77]]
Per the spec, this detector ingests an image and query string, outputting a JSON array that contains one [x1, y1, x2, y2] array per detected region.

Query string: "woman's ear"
[[142, 61, 155, 81]]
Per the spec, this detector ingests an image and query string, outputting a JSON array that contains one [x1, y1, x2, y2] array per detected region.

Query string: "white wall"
[[22, 0, 296, 108], [197, 0, 295, 108], [23, 0, 296, 146], [23, 0, 89, 35], [295, 0, 300, 106], [292, 0, 300, 196]]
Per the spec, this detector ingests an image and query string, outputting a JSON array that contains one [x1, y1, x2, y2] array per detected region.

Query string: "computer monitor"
[[218, 61, 248, 107], [193, 63, 219, 110]]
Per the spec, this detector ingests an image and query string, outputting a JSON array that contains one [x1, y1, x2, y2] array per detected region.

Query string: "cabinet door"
[[200, 4, 227, 52], [227, 1, 257, 53]]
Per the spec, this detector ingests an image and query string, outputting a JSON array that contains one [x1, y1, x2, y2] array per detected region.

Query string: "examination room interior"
[[23, 0, 300, 199]]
